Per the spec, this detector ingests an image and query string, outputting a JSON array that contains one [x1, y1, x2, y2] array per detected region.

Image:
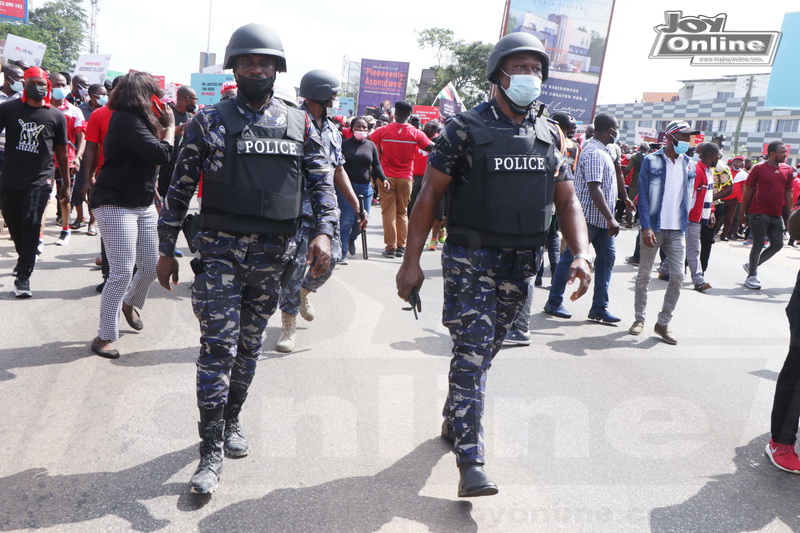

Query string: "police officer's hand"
[[396, 259, 424, 302], [307, 234, 332, 277], [567, 258, 592, 302], [606, 217, 620, 237], [157, 256, 180, 290], [642, 228, 657, 248]]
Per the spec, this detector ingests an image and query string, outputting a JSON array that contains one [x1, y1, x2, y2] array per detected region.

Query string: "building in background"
[[598, 73, 800, 164]]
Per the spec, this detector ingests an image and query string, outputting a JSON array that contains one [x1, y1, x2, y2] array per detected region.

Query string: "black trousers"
[[0, 188, 49, 280], [771, 271, 800, 444]]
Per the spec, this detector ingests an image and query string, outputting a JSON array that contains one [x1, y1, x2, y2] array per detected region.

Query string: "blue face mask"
[[10, 80, 22, 93], [501, 69, 542, 107], [98, 95, 108, 106], [51, 87, 68, 100], [673, 139, 691, 154]]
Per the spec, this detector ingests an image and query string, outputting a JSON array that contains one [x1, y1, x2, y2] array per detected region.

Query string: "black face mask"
[[25, 84, 48, 102], [235, 73, 275, 103], [186, 103, 197, 113]]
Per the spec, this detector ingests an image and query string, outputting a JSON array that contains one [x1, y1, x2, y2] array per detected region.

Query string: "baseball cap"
[[665, 120, 700, 136]]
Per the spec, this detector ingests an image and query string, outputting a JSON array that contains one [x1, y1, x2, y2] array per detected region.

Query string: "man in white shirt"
[[628, 121, 698, 345]]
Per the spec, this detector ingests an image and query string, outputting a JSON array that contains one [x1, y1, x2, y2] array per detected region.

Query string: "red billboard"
[[0, 0, 28, 23]]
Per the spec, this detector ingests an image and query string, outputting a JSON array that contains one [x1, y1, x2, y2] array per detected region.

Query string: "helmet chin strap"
[[497, 84, 533, 116]]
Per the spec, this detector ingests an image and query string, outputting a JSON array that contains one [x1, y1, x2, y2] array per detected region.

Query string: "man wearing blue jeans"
[[544, 112, 631, 323], [629, 121, 698, 345]]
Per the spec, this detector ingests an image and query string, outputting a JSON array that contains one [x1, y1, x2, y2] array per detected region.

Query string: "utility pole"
[[89, 0, 99, 54], [733, 75, 754, 156]]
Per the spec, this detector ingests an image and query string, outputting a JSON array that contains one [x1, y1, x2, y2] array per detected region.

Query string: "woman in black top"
[[89, 72, 175, 358], [339, 116, 388, 262]]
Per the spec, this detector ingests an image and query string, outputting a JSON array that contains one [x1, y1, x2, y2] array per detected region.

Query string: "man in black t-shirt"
[[0, 66, 69, 297]]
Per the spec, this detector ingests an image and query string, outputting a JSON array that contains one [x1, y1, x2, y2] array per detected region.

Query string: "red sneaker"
[[766, 439, 800, 473]]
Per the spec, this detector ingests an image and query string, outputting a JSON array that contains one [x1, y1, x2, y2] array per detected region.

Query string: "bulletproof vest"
[[200, 99, 305, 235], [447, 107, 559, 248]]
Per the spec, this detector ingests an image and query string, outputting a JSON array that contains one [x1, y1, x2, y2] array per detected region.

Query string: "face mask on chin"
[[235, 73, 276, 103]]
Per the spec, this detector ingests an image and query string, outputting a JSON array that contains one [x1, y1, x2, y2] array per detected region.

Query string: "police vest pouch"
[[200, 99, 306, 236]]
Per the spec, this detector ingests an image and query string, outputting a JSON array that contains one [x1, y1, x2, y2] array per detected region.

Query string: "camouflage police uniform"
[[278, 101, 344, 316], [429, 99, 570, 466], [158, 92, 338, 410]]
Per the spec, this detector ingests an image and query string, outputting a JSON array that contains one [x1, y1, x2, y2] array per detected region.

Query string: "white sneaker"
[[55, 230, 70, 246], [745, 275, 761, 289]]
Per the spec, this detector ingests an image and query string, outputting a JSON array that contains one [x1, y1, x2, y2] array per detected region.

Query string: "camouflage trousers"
[[278, 223, 341, 315], [192, 238, 287, 409], [440, 242, 539, 465]]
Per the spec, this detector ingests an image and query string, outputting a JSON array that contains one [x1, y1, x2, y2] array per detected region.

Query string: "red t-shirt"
[[412, 133, 436, 177], [370, 123, 432, 180], [84, 106, 113, 170], [744, 162, 793, 216], [792, 177, 800, 206]]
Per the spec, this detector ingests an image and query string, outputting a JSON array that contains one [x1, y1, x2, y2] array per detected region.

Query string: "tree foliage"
[[588, 31, 606, 70], [417, 27, 492, 109], [0, 0, 87, 73]]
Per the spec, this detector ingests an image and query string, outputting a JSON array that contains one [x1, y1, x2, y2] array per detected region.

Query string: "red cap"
[[21, 67, 51, 107], [220, 81, 237, 94]]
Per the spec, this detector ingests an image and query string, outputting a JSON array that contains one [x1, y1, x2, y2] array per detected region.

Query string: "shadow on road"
[[0, 445, 196, 532], [390, 328, 452, 357], [198, 437, 477, 533], [650, 433, 800, 532], [0, 342, 198, 381]]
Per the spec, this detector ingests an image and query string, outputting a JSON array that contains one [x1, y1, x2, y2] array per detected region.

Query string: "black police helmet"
[[224, 24, 286, 72], [486, 32, 549, 83], [299, 70, 342, 101]]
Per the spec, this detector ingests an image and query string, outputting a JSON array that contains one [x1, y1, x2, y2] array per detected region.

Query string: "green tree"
[[416, 27, 455, 69], [418, 28, 492, 109], [588, 30, 606, 69], [0, 0, 87, 73]]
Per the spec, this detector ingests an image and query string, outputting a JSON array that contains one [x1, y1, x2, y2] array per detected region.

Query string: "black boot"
[[223, 389, 250, 458], [458, 463, 498, 498], [441, 419, 454, 444], [190, 414, 225, 494]]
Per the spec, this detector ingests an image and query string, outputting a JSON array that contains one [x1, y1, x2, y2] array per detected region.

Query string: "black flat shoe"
[[91, 338, 120, 359], [458, 464, 498, 498], [122, 303, 143, 331]]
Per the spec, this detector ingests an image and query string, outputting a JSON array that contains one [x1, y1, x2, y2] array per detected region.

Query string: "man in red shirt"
[[739, 141, 794, 289], [369, 100, 432, 257]]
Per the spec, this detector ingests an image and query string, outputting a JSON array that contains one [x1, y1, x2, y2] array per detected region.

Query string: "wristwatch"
[[573, 253, 593, 269]]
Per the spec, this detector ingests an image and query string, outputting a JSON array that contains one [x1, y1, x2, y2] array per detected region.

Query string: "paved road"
[[1, 203, 799, 532]]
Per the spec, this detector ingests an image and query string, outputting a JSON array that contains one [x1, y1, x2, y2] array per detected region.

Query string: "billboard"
[[329, 96, 355, 118], [0, 0, 27, 23], [501, 0, 616, 122], [357, 58, 409, 115], [191, 73, 235, 107], [766, 12, 799, 109]]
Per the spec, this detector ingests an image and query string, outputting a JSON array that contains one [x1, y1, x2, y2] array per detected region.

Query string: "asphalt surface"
[[2, 202, 800, 532]]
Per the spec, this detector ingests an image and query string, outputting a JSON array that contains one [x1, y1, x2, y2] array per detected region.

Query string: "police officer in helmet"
[[396, 32, 592, 497], [275, 69, 364, 353], [156, 24, 338, 495]]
